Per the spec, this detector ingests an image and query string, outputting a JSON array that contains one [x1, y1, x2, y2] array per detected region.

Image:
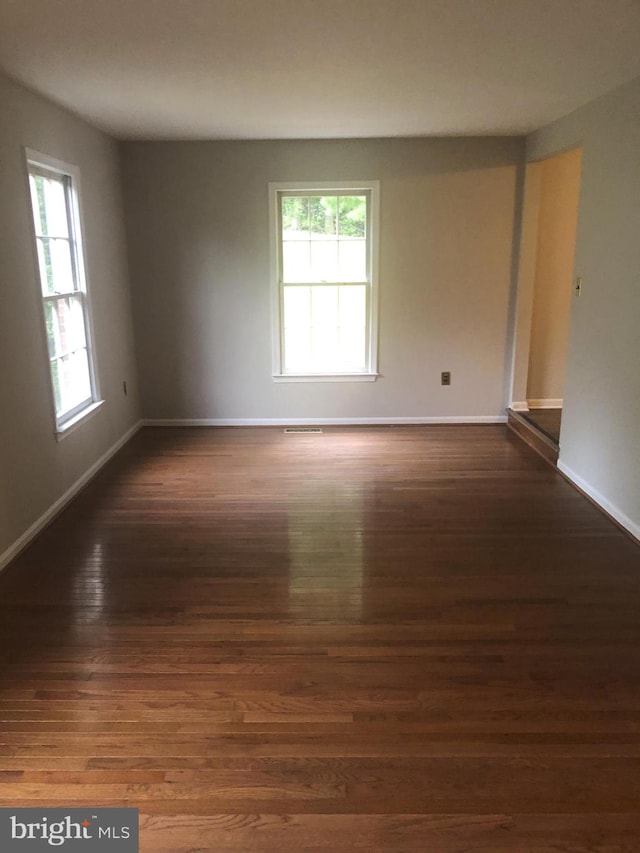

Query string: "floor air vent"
[[284, 427, 323, 434]]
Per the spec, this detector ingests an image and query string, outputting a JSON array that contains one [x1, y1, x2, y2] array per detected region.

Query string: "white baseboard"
[[510, 401, 530, 412], [143, 416, 508, 427], [527, 398, 563, 409], [0, 420, 143, 574], [558, 460, 640, 542]]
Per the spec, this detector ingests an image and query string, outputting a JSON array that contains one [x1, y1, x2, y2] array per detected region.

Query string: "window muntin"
[[26, 155, 99, 430], [272, 183, 379, 378]]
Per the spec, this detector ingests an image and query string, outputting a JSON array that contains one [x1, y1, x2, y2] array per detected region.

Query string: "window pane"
[[338, 286, 366, 369], [50, 359, 62, 414], [282, 196, 309, 237], [283, 286, 310, 372], [281, 194, 367, 283], [310, 287, 338, 371], [310, 196, 337, 237], [310, 240, 339, 282], [45, 296, 87, 359], [338, 284, 366, 329], [284, 330, 311, 372], [50, 238, 75, 292], [29, 175, 44, 236], [29, 173, 69, 238], [311, 285, 338, 329], [53, 348, 91, 417], [338, 196, 366, 239], [284, 285, 311, 329], [311, 323, 338, 370], [338, 325, 366, 369], [337, 240, 366, 282], [35, 237, 54, 295], [284, 324, 312, 372], [283, 284, 367, 373], [283, 241, 312, 282], [37, 237, 75, 295]]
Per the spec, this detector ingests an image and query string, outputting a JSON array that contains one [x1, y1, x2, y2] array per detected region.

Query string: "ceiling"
[[1, 0, 639, 141]]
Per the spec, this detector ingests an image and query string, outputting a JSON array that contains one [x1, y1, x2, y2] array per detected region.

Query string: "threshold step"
[[507, 408, 559, 466]]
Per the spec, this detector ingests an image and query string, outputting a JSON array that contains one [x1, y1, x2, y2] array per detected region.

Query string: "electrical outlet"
[[575, 276, 583, 296], [441, 371, 451, 386]]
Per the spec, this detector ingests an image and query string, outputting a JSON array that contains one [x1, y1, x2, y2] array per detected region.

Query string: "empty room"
[[1, 1, 640, 850]]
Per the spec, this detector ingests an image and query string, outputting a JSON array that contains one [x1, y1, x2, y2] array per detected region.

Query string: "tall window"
[[26, 151, 99, 432], [270, 181, 379, 380]]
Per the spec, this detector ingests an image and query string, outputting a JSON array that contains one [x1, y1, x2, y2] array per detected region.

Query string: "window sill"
[[56, 400, 105, 441], [273, 373, 378, 383]]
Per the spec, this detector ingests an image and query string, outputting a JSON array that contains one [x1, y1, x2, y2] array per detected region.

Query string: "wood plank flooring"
[[1, 425, 640, 850]]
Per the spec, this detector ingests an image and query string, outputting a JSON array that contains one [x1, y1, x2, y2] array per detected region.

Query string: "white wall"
[[0, 73, 141, 568], [526, 147, 581, 404], [527, 75, 640, 538], [121, 137, 523, 423], [509, 159, 542, 408]]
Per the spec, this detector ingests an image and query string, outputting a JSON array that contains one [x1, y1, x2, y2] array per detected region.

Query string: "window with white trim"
[[26, 151, 100, 432], [270, 181, 379, 380]]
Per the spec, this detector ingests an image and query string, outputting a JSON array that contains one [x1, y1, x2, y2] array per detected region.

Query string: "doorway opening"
[[510, 146, 582, 454]]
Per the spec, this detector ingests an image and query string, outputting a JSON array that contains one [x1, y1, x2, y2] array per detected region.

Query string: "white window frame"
[[269, 180, 380, 382], [25, 149, 102, 437]]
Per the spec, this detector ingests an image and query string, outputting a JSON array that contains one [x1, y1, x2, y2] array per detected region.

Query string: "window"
[[26, 150, 100, 433], [270, 181, 379, 380]]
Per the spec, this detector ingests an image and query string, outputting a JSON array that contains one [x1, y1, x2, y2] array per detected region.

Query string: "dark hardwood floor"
[[1, 425, 640, 851]]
